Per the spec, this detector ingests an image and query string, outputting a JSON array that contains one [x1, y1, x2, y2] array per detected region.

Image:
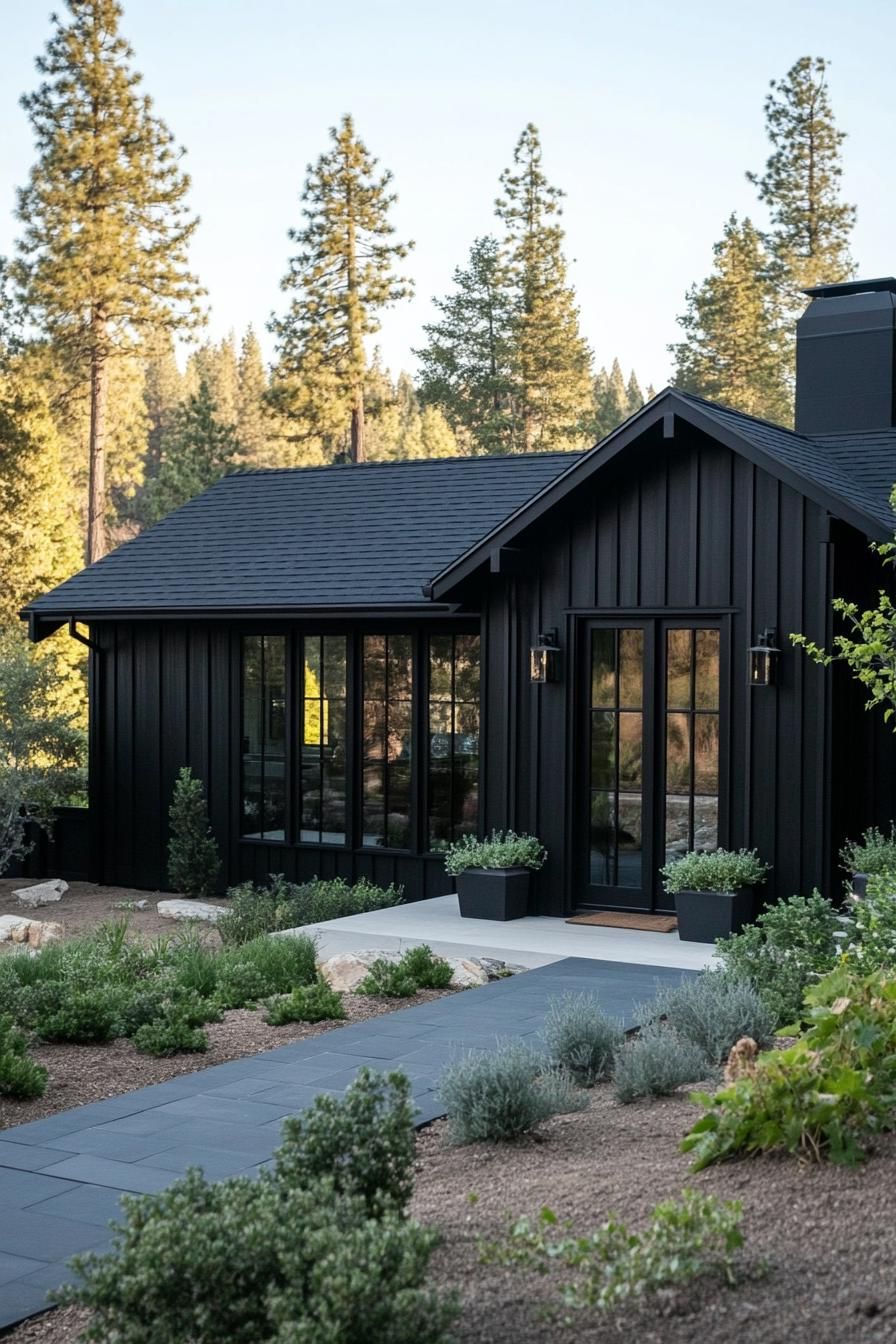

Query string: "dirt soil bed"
[[6, 1089, 896, 1343], [0, 880, 200, 946]]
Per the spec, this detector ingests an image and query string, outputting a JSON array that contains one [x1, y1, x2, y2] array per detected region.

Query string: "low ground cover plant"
[[613, 1020, 711, 1103], [480, 1189, 745, 1312], [359, 945, 453, 998], [218, 874, 402, 946], [660, 847, 770, 894], [646, 971, 776, 1064], [683, 965, 896, 1170], [714, 890, 842, 1026], [443, 829, 547, 875], [61, 1069, 457, 1344], [0, 919, 319, 1060], [265, 977, 346, 1026], [0, 1013, 47, 1099], [542, 993, 623, 1086], [439, 1041, 588, 1143]]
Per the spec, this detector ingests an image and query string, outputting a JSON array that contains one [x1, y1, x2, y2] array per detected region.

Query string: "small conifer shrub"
[[167, 766, 221, 899]]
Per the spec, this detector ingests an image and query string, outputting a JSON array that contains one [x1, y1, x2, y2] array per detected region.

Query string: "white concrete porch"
[[287, 894, 717, 971]]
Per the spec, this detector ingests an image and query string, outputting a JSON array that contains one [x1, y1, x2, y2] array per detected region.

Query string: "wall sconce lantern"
[[530, 628, 561, 684], [749, 628, 780, 688]]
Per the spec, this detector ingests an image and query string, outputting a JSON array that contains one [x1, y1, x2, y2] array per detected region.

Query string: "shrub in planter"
[[660, 848, 770, 943], [439, 1041, 588, 1144], [542, 993, 623, 1086], [444, 830, 547, 921], [840, 824, 896, 880]]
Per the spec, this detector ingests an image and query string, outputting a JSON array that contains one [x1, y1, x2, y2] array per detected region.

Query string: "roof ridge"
[[674, 389, 808, 441], [225, 450, 588, 479]]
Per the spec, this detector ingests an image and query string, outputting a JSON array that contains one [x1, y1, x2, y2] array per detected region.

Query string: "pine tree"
[[590, 360, 649, 440], [495, 125, 593, 452], [236, 326, 271, 464], [670, 214, 791, 425], [146, 379, 238, 522], [747, 56, 855, 306], [143, 330, 184, 481], [13, 0, 204, 564], [186, 335, 239, 428], [270, 114, 413, 463], [167, 765, 221, 898], [626, 369, 644, 413], [415, 236, 519, 455]]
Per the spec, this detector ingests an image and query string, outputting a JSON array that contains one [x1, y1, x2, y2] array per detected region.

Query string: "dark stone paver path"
[[0, 956, 691, 1329]]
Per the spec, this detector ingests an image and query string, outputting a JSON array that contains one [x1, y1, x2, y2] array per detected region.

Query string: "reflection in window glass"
[[299, 635, 347, 844], [240, 635, 286, 841], [589, 628, 644, 888], [665, 628, 720, 862], [428, 634, 480, 847], [363, 635, 414, 848]]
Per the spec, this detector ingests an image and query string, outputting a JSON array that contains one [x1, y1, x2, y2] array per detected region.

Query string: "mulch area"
[[0, 879, 209, 946]]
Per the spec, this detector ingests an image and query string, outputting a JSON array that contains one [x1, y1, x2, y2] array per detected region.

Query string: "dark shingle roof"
[[676, 392, 896, 532], [25, 453, 584, 619]]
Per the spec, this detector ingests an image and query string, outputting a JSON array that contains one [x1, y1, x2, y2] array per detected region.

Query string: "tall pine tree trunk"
[[87, 315, 108, 564], [351, 388, 366, 463]]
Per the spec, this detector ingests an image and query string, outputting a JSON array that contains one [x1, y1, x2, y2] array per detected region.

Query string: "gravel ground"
[[0, 880, 207, 946]]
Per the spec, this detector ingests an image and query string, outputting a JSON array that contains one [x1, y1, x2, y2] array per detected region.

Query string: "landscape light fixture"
[[749, 628, 780, 687], [530, 629, 561, 684]]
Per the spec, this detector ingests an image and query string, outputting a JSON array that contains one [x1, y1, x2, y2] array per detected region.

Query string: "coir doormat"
[[566, 911, 679, 933]]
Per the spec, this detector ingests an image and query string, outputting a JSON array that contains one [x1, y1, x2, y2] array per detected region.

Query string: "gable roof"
[[24, 452, 583, 632], [428, 389, 896, 599]]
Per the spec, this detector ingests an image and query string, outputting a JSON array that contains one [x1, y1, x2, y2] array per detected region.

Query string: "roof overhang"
[[427, 389, 893, 600]]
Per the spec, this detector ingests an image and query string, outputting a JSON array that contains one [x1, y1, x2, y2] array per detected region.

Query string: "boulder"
[[157, 899, 228, 923], [28, 921, 63, 949], [0, 915, 65, 949], [15, 879, 67, 909], [448, 958, 490, 988], [318, 950, 400, 992], [0, 916, 33, 942]]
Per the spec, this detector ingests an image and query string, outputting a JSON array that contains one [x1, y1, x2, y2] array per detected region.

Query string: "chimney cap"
[[803, 277, 896, 300]]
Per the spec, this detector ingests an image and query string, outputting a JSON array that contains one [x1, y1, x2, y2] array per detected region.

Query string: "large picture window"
[[362, 635, 414, 849], [299, 635, 347, 844], [240, 634, 286, 840], [428, 634, 480, 847]]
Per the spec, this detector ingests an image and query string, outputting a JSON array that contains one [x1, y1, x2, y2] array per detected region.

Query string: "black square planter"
[[674, 887, 754, 943], [455, 867, 530, 921]]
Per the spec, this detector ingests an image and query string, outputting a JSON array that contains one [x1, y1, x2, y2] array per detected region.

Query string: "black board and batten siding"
[[479, 421, 892, 915]]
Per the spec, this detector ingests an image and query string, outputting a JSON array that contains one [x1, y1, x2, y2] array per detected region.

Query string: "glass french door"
[[584, 619, 723, 912]]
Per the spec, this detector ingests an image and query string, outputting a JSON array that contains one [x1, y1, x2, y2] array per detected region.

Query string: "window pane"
[[694, 713, 719, 794], [322, 636, 346, 699], [241, 636, 263, 837], [429, 636, 453, 701], [695, 630, 720, 710], [241, 635, 285, 841], [590, 711, 616, 791], [618, 713, 642, 791], [362, 765, 385, 846], [665, 712, 691, 793], [666, 629, 692, 709], [363, 700, 386, 760], [591, 630, 616, 707], [388, 635, 413, 698], [616, 796, 643, 888], [619, 629, 643, 708], [427, 634, 481, 847], [694, 795, 719, 853], [363, 636, 386, 698], [590, 792, 616, 884], [665, 796, 691, 864], [321, 698, 347, 843]]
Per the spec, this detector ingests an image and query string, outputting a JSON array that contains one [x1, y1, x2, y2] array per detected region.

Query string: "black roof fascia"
[[428, 390, 890, 599]]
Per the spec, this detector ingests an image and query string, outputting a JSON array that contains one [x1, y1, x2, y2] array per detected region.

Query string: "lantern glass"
[[749, 630, 779, 687], [530, 646, 549, 683]]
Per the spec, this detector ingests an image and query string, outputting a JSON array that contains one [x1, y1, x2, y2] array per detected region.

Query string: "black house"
[[23, 279, 896, 914]]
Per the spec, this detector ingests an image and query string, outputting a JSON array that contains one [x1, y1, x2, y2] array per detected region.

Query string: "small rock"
[[112, 900, 150, 912], [449, 958, 490, 988], [0, 915, 34, 942], [157, 899, 228, 923], [15, 879, 67, 909]]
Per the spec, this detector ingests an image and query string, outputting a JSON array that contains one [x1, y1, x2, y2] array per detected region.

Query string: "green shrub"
[[843, 871, 896, 972], [646, 971, 776, 1064], [480, 1189, 744, 1311], [275, 1068, 415, 1215], [213, 960, 271, 1010], [359, 946, 453, 998], [840, 824, 896, 877], [660, 847, 769, 895], [0, 1015, 46, 1099], [542, 993, 623, 1086], [167, 765, 221, 899], [214, 934, 318, 1008], [439, 1043, 588, 1144], [217, 875, 402, 947], [398, 944, 454, 989], [715, 890, 841, 1026], [613, 1022, 711, 1103], [62, 1172, 454, 1344], [168, 930, 221, 998], [264, 978, 345, 1026], [34, 985, 128, 1043], [683, 966, 896, 1170], [133, 1015, 209, 1057], [443, 829, 546, 876]]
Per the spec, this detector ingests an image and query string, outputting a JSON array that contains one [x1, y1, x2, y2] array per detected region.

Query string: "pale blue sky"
[[1, 0, 894, 390]]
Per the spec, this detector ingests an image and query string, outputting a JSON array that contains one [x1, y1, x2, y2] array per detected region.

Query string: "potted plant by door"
[[659, 848, 770, 943], [444, 830, 547, 921]]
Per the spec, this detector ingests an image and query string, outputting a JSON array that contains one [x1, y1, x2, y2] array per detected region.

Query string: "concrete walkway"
[[0, 956, 693, 1330], [291, 893, 717, 971]]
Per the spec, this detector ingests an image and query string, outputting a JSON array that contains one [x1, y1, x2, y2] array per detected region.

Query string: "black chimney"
[[795, 277, 896, 436]]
